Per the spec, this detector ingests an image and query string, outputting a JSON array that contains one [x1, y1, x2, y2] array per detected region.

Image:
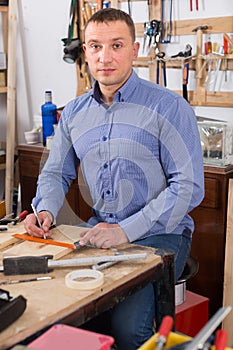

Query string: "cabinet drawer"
[[19, 152, 48, 178], [200, 177, 219, 209]]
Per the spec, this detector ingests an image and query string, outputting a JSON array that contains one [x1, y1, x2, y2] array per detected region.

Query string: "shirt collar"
[[92, 70, 139, 104]]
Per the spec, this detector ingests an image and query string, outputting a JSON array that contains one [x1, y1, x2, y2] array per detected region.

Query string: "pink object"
[[28, 324, 115, 350]]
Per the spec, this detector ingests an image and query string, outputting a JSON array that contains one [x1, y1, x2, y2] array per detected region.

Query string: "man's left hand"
[[79, 223, 129, 248]]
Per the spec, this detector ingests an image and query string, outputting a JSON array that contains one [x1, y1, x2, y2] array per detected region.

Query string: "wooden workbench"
[[0, 224, 175, 350]]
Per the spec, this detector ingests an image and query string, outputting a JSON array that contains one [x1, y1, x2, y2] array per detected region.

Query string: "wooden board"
[[0, 224, 87, 262], [222, 179, 233, 346], [0, 222, 26, 249]]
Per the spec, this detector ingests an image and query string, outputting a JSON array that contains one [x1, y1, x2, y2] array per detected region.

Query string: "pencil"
[[0, 276, 54, 285], [31, 203, 46, 240]]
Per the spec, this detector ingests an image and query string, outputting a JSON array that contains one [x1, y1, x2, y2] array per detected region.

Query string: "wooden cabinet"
[[17, 144, 233, 316], [17, 144, 92, 225], [188, 165, 233, 317]]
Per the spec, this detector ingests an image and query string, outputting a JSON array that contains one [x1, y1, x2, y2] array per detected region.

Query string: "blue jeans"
[[81, 233, 191, 350]]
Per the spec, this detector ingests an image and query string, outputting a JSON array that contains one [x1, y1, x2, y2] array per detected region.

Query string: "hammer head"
[[192, 25, 208, 32]]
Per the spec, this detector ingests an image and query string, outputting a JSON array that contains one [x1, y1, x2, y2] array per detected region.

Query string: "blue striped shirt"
[[34, 70, 204, 242]]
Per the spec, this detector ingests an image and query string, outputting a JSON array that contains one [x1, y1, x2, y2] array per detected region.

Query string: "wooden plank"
[[0, 224, 87, 261], [222, 179, 233, 347], [5, 0, 17, 214], [0, 222, 26, 249], [135, 16, 233, 37], [172, 16, 233, 36]]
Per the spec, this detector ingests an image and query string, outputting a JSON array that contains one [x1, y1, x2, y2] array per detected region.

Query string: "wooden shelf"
[[0, 86, 7, 93], [0, 5, 8, 12]]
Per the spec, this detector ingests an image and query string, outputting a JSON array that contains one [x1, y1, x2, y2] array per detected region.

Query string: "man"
[[24, 8, 204, 349]]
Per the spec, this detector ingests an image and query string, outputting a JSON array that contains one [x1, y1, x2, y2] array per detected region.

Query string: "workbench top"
[[0, 223, 167, 350]]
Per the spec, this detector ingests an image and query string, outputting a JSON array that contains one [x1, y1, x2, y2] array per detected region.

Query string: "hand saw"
[[12, 233, 82, 250]]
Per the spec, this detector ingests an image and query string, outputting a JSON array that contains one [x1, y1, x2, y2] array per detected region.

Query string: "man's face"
[[83, 20, 139, 92]]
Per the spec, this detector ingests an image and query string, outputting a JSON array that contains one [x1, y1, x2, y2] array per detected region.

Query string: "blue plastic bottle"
[[41, 91, 57, 146]]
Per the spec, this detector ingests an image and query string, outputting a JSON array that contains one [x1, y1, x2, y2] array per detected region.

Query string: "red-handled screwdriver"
[[156, 315, 174, 350], [215, 329, 228, 350]]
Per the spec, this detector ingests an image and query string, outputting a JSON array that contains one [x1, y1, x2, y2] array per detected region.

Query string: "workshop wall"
[[0, 0, 232, 147]]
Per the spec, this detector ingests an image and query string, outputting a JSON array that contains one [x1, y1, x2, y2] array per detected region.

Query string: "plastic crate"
[[28, 324, 115, 350]]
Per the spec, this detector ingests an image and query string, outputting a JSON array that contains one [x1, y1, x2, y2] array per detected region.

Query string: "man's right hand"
[[23, 210, 53, 238]]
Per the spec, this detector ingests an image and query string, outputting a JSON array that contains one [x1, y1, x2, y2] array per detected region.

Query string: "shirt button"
[[104, 163, 108, 168], [106, 190, 110, 195], [102, 136, 107, 141]]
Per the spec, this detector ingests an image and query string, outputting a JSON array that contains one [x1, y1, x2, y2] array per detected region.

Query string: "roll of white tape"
[[65, 269, 104, 290]]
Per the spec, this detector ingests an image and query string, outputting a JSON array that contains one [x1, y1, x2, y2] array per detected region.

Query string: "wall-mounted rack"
[[75, 1, 233, 107]]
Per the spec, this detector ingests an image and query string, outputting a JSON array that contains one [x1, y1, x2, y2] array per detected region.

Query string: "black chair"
[[175, 256, 199, 305]]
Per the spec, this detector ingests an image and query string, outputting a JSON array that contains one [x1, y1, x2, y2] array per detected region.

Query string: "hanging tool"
[[182, 45, 192, 101], [143, 20, 162, 53], [190, 0, 198, 11], [161, 0, 173, 43], [171, 44, 192, 101], [156, 52, 167, 87], [0, 253, 149, 275], [155, 315, 174, 350], [0, 210, 28, 226], [212, 45, 224, 93], [192, 25, 208, 33], [185, 306, 232, 350]]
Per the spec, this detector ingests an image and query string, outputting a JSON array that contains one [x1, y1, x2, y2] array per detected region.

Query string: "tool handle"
[[215, 329, 228, 350], [158, 315, 174, 338], [156, 315, 174, 350], [3, 255, 53, 275], [17, 210, 28, 221]]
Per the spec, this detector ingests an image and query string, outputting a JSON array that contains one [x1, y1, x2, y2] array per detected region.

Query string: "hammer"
[[192, 25, 209, 88], [192, 25, 208, 33]]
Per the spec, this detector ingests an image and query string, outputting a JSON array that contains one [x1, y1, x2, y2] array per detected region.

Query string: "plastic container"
[[28, 324, 115, 350], [41, 90, 57, 146], [138, 332, 192, 350], [198, 120, 233, 166], [138, 331, 233, 350]]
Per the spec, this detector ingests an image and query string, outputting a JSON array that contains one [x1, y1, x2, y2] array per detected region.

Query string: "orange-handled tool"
[[156, 315, 174, 350]]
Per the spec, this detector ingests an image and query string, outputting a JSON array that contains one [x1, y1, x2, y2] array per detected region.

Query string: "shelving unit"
[[0, 0, 17, 214], [75, 1, 233, 107], [134, 15, 233, 107]]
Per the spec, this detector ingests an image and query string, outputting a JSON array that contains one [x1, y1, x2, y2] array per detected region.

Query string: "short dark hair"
[[84, 8, 136, 42]]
